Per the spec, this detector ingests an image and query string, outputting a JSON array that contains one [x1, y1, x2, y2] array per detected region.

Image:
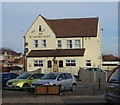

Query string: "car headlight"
[[44, 82, 50, 85], [13, 81, 21, 85]]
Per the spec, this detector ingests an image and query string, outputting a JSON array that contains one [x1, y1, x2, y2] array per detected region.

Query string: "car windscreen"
[[109, 68, 120, 84], [41, 73, 59, 80], [0, 74, 9, 79], [16, 73, 31, 79]]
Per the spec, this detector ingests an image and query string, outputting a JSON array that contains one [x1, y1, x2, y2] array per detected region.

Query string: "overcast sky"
[[1, 2, 118, 56]]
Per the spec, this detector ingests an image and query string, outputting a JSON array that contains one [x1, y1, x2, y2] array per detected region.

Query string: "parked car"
[[105, 66, 120, 103], [31, 72, 77, 91], [6, 73, 44, 90], [0, 73, 19, 88]]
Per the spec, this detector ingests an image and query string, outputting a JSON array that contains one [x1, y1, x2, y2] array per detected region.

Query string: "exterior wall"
[[25, 16, 56, 55], [83, 22, 102, 68], [27, 57, 84, 75]]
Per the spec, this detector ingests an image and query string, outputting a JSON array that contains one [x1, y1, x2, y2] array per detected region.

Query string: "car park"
[[31, 72, 77, 91], [0, 73, 19, 88], [105, 66, 120, 103], [6, 73, 44, 89]]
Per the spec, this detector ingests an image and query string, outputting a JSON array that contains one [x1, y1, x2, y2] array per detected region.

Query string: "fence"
[[78, 69, 111, 82]]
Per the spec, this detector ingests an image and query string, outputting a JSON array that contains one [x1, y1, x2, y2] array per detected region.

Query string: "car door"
[[27, 74, 39, 85], [57, 73, 66, 90], [64, 73, 73, 89]]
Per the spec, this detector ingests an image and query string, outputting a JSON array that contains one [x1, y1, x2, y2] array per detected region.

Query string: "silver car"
[[31, 72, 77, 91]]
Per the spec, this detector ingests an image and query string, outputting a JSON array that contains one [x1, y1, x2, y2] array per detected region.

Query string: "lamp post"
[[98, 28, 104, 90], [23, 36, 26, 72]]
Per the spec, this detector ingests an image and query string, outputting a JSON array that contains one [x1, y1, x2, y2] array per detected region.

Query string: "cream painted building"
[[24, 15, 102, 75]]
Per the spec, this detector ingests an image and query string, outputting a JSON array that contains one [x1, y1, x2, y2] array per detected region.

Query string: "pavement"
[[1, 82, 107, 104], [2, 90, 105, 104]]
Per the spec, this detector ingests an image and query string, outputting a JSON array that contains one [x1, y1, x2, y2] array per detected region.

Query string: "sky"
[[1, 2, 119, 56]]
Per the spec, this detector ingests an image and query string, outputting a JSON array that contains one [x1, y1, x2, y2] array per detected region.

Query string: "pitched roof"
[[27, 49, 85, 57], [0, 48, 21, 56], [102, 54, 117, 61], [42, 16, 98, 38]]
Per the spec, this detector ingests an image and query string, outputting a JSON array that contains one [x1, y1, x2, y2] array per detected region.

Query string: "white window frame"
[[34, 60, 43, 67], [66, 40, 72, 48], [86, 60, 91, 66], [66, 60, 76, 66], [34, 40, 39, 48], [75, 40, 81, 48], [57, 40, 62, 48], [41, 40, 46, 48]]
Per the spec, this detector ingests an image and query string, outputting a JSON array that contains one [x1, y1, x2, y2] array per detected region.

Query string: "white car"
[[31, 72, 77, 91]]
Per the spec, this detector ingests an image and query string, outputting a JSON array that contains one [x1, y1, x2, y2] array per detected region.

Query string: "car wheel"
[[22, 84, 29, 91], [70, 83, 76, 92]]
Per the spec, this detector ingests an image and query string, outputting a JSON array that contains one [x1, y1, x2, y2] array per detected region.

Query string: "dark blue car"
[[105, 67, 120, 104], [0, 73, 19, 88]]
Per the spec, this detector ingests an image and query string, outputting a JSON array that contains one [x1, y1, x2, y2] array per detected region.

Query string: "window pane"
[[34, 40, 38, 48], [48, 60, 52, 68], [34, 60, 43, 67], [41, 40, 46, 48], [75, 40, 80, 48], [86, 60, 91, 66], [59, 60, 63, 68], [39, 26, 42, 32], [109, 69, 120, 83], [71, 60, 75, 62], [57, 40, 62, 48], [65, 73, 72, 79], [58, 74, 65, 80], [67, 40, 72, 48], [66, 60, 76, 66]]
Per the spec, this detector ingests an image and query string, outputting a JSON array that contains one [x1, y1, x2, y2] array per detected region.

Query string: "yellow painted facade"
[[25, 15, 102, 75]]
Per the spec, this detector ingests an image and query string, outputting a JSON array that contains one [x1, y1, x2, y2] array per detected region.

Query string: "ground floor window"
[[86, 60, 91, 66], [59, 60, 63, 68], [66, 60, 76, 66], [47, 60, 52, 68], [34, 60, 43, 67]]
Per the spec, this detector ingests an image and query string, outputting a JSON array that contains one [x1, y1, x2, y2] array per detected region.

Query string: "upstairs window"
[[67, 40, 72, 48], [75, 40, 81, 48], [57, 40, 62, 48], [34, 40, 38, 48], [39, 26, 42, 32], [41, 40, 46, 48], [86, 60, 91, 66]]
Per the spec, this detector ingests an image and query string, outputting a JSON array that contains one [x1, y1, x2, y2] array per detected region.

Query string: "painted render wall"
[[27, 57, 84, 75]]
